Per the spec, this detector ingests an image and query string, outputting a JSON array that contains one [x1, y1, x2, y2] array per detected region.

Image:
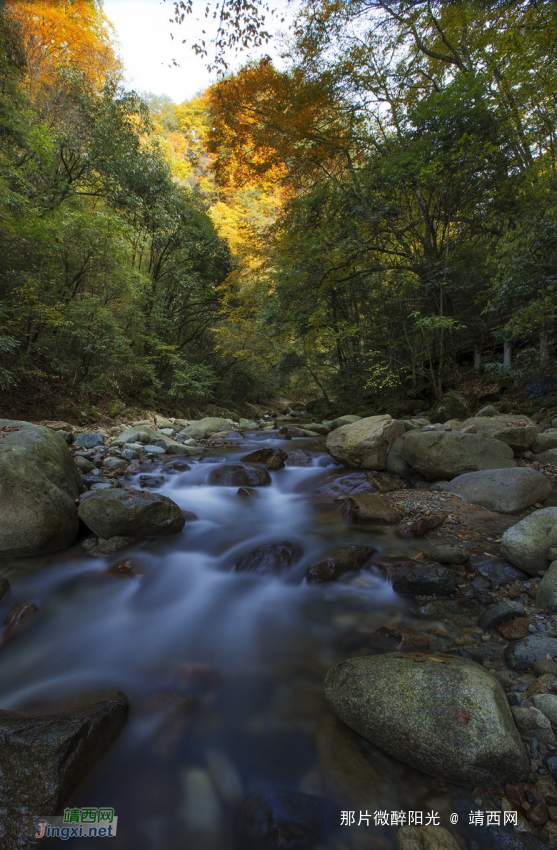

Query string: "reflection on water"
[[0, 433, 459, 849]]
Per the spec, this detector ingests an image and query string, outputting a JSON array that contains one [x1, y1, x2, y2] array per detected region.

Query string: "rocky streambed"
[[2, 407, 557, 848]]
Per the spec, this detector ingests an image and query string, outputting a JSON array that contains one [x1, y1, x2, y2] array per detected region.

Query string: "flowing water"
[[0, 432, 470, 849]]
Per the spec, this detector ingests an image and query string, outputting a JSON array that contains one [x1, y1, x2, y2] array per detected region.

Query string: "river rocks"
[[505, 634, 557, 672], [478, 601, 526, 630], [537, 561, 557, 612], [430, 394, 469, 424], [234, 791, 339, 850], [370, 626, 430, 653], [0, 419, 82, 557], [326, 414, 405, 470], [327, 414, 361, 430], [306, 545, 376, 583], [402, 431, 516, 480], [315, 471, 403, 500], [74, 432, 104, 448], [208, 464, 271, 487], [182, 417, 235, 440], [324, 654, 529, 786], [445, 467, 551, 513], [241, 448, 288, 469], [512, 706, 556, 745], [531, 694, 557, 726], [392, 565, 455, 596], [234, 541, 303, 576], [396, 514, 445, 538], [342, 493, 401, 524], [85, 536, 135, 558], [532, 430, 557, 454], [112, 425, 192, 454], [285, 449, 312, 466], [501, 508, 557, 575], [238, 418, 260, 431], [78, 488, 185, 538], [429, 544, 469, 565], [460, 415, 538, 450], [0, 690, 128, 849], [397, 825, 460, 850]]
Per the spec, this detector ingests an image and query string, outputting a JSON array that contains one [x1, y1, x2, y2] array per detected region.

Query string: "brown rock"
[[396, 514, 445, 539], [342, 494, 401, 525], [105, 558, 141, 578], [306, 545, 376, 583], [241, 448, 288, 470], [370, 626, 430, 653], [497, 617, 530, 640], [526, 801, 549, 826], [4, 601, 39, 640]]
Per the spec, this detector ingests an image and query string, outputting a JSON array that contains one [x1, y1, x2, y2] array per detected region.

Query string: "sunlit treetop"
[[6, 0, 120, 88]]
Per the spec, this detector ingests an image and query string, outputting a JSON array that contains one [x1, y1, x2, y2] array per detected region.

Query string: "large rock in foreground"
[[0, 690, 128, 849], [446, 467, 551, 513], [78, 488, 185, 538], [501, 508, 557, 576], [324, 654, 528, 787], [326, 415, 405, 470], [0, 419, 82, 557], [402, 431, 516, 480]]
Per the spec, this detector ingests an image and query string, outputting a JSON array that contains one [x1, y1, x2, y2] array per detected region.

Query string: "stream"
[[0, 432, 475, 849]]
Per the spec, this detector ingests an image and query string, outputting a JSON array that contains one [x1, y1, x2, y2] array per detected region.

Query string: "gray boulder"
[[0, 419, 82, 557], [402, 431, 516, 481], [475, 405, 500, 417], [327, 415, 361, 430], [112, 425, 195, 454], [501, 508, 557, 575], [0, 690, 128, 849], [324, 654, 529, 787], [386, 432, 412, 478], [78, 488, 185, 538], [536, 560, 557, 612], [532, 430, 557, 454], [430, 394, 468, 424], [505, 633, 557, 672], [182, 417, 235, 440], [460, 415, 538, 450], [445, 467, 551, 513], [326, 415, 405, 470], [533, 448, 557, 464], [238, 418, 260, 431], [74, 432, 104, 448]]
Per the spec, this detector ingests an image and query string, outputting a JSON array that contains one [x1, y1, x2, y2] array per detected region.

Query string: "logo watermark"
[[36, 808, 117, 840]]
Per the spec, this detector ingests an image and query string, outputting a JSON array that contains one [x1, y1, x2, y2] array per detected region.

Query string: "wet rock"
[[402, 431, 516, 480], [234, 541, 303, 576], [138, 474, 165, 488], [74, 432, 104, 448], [342, 493, 401, 524], [505, 634, 557, 672], [447, 467, 551, 513], [512, 706, 556, 744], [326, 414, 405, 470], [0, 419, 82, 557], [370, 626, 430, 653], [396, 514, 445, 538], [397, 825, 460, 850], [430, 544, 469, 565], [501, 508, 557, 575], [497, 617, 530, 640], [86, 535, 135, 558], [306, 545, 376, 583], [0, 690, 128, 849], [461, 415, 539, 450], [315, 470, 402, 500], [324, 654, 529, 786], [237, 487, 256, 497], [208, 464, 271, 487], [78, 488, 185, 538], [74, 455, 95, 472], [143, 444, 165, 456], [472, 555, 527, 584], [102, 456, 128, 470], [478, 601, 525, 630], [285, 449, 312, 467], [234, 790, 339, 850], [392, 565, 455, 597], [536, 561, 557, 612], [4, 601, 39, 639], [241, 448, 288, 470], [105, 558, 141, 577], [531, 695, 557, 726], [162, 460, 191, 474]]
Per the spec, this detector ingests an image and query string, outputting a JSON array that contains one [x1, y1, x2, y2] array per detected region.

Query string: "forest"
[[1, 0, 556, 417]]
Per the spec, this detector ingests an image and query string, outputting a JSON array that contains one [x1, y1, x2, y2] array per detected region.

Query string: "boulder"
[[285, 449, 312, 467], [238, 418, 260, 431], [460, 415, 538, 450], [324, 654, 529, 787], [478, 601, 525, 630], [386, 432, 413, 478], [512, 706, 555, 745], [326, 415, 405, 470], [306, 545, 376, 583], [534, 448, 557, 464], [208, 464, 271, 487], [182, 417, 235, 440], [501, 508, 557, 575], [78, 488, 185, 538], [505, 634, 557, 672], [430, 394, 469, 424], [234, 541, 303, 576], [74, 432, 104, 448], [429, 545, 469, 565], [342, 494, 401, 524], [327, 415, 361, 430], [532, 430, 557, 454], [0, 419, 82, 557], [112, 425, 195, 454], [536, 560, 557, 612], [445, 467, 551, 513], [0, 690, 128, 849], [402, 431, 516, 481], [241, 448, 288, 470]]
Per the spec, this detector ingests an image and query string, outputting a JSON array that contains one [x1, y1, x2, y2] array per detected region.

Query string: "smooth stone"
[[86, 536, 135, 558], [505, 634, 557, 672], [143, 444, 165, 455], [326, 414, 405, 470], [241, 448, 288, 470], [324, 654, 529, 786], [429, 544, 469, 565], [501, 508, 557, 575], [208, 464, 271, 487], [342, 493, 401, 524], [234, 541, 303, 576], [445, 467, 551, 513], [285, 449, 312, 467], [536, 561, 557, 612], [402, 431, 516, 481], [532, 694, 557, 727], [511, 706, 556, 744], [113, 426, 194, 455], [74, 432, 104, 448], [74, 455, 95, 472], [392, 565, 455, 597], [306, 545, 376, 583], [532, 430, 557, 454], [478, 601, 525, 630], [460, 415, 539, 450], [102, 456, 128, 470], [78, 488, 185, 538], [182, 417, 235, 440]]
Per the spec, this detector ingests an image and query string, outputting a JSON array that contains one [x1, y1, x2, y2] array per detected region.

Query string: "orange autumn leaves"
[[6, 0, 119, 89]]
